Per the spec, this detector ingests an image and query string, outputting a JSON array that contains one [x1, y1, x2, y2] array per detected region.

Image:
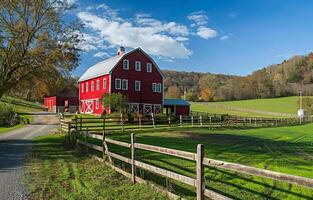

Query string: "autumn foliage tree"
[[0, 0, 82, 98]]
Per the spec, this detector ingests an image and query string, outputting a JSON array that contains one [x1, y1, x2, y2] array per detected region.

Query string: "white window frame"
[[103, 78, 106, 89], [122, 79, 128, 90], [157, 83, 162, 93], [115, 78, 121, 90], [135, 61, 141, 71], [91, 81, 94, 91], [152, 83, 156, 92], [135, 81, 141, 91], [154, 104, 161, 114], [81, 83, 84, 93], [146, 63, 152, 73], [96, 80, 100, 90], [86, 82, 89, 92], [123, 59, 129, 70], [144, 104, 152, 115]]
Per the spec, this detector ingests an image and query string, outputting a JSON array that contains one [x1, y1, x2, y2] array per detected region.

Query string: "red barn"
[[44, 90, 79, 113], [78, 47, 164, 115]]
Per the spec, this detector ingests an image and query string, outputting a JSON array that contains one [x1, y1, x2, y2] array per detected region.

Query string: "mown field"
[[25, 134, 169, 200], [95, 124, 313, 199], [191, 96, 310, 118]]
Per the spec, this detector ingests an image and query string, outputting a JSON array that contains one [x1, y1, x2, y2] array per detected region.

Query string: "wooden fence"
[[75, 130, 313, 200], [59, 111, 310, 133]]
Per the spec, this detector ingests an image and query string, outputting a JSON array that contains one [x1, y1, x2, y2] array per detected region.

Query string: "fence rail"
[[59, 111, 311, 134], [75, 130, 313, 200]]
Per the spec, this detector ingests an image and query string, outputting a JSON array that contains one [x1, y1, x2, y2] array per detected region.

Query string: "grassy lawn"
[[191, 96, 312, 117], [24, 133, 169, 200], [99, 124, 313, 199]]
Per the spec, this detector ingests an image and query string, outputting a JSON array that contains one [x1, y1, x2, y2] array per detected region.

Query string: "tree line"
[[164, 53, 313, 101]]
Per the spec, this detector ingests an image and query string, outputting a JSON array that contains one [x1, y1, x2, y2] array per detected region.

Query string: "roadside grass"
[[91, 123, 313, 199], [24, 133, 169, 200], [191, 96, 313, 117]]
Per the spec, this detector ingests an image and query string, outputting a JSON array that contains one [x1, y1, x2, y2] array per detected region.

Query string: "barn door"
[[85, 100, 94, 114]]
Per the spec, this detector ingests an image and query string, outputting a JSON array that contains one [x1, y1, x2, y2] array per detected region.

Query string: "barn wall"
[[111, 49, 163, 105], [79, 74, 110, 115], [175, 105, 190, 116], [44, 96, 56, 112]]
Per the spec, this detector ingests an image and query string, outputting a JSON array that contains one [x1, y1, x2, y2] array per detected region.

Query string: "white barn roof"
[[78, 47, 163, 82]]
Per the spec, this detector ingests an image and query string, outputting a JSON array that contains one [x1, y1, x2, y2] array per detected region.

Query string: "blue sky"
[[68, 0, 313, 77]]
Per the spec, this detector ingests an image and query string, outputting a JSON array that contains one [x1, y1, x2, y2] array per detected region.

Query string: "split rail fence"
[[74, 130, 313, 200], [59, 111, 310, 133]]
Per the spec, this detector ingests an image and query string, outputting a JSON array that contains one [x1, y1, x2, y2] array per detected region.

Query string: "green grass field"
[[191, 96, 310, 118], [24, 134, 168, 200], [100, 124, 313, 199], [0, 96, 43, 134]]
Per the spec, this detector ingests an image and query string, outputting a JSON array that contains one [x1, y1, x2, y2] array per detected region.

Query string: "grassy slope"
[[0, 96, 44, 134], [191, 96, 308, 117], [25, 134, 168, 200], [105, 124, 313, 199]]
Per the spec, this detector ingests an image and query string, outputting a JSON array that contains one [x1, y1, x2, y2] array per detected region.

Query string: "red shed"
[[78, 47, 164, 115], [44, 90, 79, 113], [164, 99, 190, 116]]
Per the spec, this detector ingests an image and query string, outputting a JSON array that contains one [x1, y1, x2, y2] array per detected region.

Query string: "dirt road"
[[0, 112, 59, 200]]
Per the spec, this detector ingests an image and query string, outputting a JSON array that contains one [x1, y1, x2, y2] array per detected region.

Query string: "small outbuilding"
[[164, 99, 190, 116], [44, 90, 79, 113]]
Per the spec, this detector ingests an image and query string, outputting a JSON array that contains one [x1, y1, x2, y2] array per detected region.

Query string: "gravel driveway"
[[0, 112, 59, 200]]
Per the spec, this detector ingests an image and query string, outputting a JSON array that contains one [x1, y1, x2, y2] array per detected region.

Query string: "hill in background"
[[163, 53, 313, 101]]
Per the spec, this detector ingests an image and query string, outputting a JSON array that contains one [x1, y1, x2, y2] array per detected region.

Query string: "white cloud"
[[187, 11, 217, 40], [196, 27, 217, 39], [94, 51, 110, 58], [220, 35, 229, 41], [187, 11, 209, 26], [77, 8, 192, 59]]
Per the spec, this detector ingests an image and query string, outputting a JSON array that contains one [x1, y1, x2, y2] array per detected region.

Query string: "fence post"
[[151, 113, 156, 129], [179, 115, 182, 127], [120, 112, 124, 132], [102, 117, 106, 160], [168, 116, 171, 127], [80, 116, 82, 131], [196, 144, 205, 200], [86, 127, 89, 154], [131, 133, 136, 183], [75, 116, 78, 131], [139, 115, 142, 130], [199, 115, 203, 127], [191, 115, 194, 127]]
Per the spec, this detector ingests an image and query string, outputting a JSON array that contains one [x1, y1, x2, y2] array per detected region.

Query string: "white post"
[[179, 115, 182, 127], [191, 116, 194, 127], [199, 115, 203, 127]]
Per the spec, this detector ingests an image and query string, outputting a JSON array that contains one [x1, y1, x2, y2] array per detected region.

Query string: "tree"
[[166, 85, 181, 99], [0, 0, 82, 98], [102, 93, 129, 113]]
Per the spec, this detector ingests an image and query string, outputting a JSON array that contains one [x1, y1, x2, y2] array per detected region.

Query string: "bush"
[[0, 102, 19, 126]]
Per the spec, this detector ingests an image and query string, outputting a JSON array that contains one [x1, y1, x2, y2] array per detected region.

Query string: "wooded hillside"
[[163, 53, 313, 101]]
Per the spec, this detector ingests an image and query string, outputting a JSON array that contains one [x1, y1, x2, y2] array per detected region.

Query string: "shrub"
[[0, 102, 19, 126]]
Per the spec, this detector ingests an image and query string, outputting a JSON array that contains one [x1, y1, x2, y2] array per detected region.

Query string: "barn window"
[[135, 81, 141, 91], [144, 104, 152, 115], [91, 81, 94, 91], [157, 83, 162, 93], [86, 82, 89, 92], [131, 103, 139, 112], [103, 78, 106, 89], [152, 83, 156, 92], [122, 79, 128, 90], [123, 59, 129, 70], [146, 63, 152, 72], [135, 61, 141, 71], [96, 80, 100, 90], [115, 79, 121, 90], [81, 83, 84, 93]]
